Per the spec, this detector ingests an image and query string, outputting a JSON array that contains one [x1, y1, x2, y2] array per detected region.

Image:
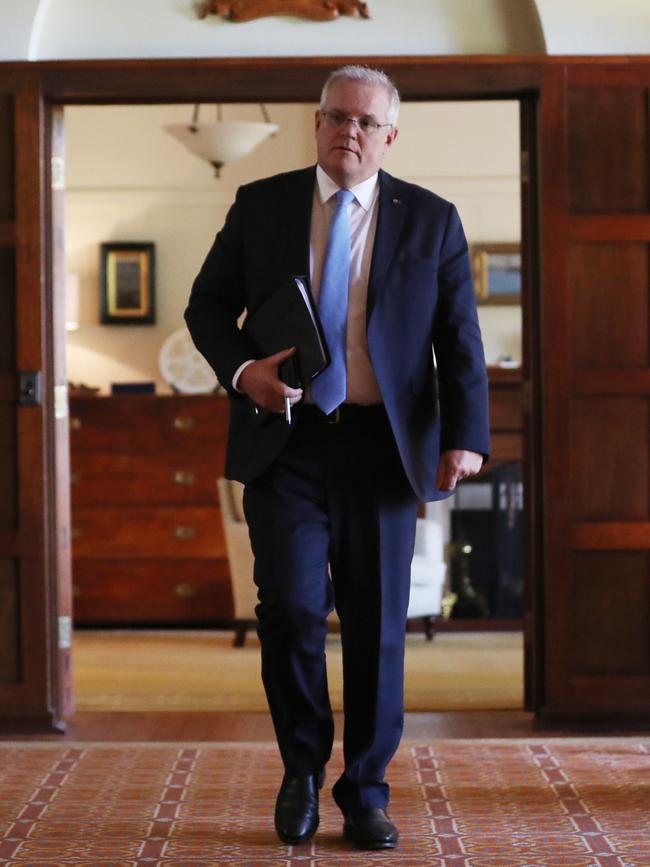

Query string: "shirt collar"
[[316, 165, 379, 212]]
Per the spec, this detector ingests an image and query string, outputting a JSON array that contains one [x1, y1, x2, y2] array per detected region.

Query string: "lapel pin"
[[392, 197, 402, 205]]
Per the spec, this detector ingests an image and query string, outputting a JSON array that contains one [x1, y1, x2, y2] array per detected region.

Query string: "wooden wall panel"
[[0, 96, 14, 221], [0, 560, 18, 683], [0, 249, 15, 372], [568, 88, 649, 215], [572, 552, 650, 676], [0, 250, 17, 527], [0, 231, 18, 684], [570, 398, 649, 521], [570, 244, 649, 368], [0, 406, 17, 527], [542, 70, 650, 718]]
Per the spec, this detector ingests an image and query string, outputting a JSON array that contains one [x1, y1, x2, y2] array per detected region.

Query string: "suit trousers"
[[242, 403, 418, 811]]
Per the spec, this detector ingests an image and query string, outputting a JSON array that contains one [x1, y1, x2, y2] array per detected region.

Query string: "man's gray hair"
[[320, 65, 400, 126]]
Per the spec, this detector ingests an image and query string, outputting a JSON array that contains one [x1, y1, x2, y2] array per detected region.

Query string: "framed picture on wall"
[[100, 242, 155, 324], [471, 243, 521, 305]]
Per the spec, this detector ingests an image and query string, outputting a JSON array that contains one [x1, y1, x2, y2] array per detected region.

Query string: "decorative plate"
[[159, 328, 220, 394]]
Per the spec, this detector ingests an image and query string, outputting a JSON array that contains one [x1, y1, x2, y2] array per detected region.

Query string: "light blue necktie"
[[312, 188, 355, 414]]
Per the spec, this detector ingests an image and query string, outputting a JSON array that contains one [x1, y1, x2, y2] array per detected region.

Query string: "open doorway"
[[59, 96, 531, 716]]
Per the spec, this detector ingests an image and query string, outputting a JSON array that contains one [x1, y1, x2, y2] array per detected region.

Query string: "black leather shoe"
[[343, 807, 399, 850], [274, 771, 322, 845]]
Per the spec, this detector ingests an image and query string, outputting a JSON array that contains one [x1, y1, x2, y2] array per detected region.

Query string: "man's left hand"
[[437, 450, 483, 492]]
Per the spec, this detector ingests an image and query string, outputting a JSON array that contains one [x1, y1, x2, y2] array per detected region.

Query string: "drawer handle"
[[70, 417, 82, 430], [174, 582, 196, 598], [173, 417, 194, 431], [173, 470, 195, 485], [174, 525, 196, 540]]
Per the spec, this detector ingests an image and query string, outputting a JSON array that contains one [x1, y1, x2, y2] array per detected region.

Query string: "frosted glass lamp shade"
[[164, 121, 279, 176]]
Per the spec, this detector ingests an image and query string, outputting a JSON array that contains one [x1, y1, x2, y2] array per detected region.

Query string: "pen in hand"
[[279, 352, 300, 426]]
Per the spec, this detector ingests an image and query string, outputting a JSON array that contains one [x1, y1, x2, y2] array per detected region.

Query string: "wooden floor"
[[3, 709, 649, 742], [3, 631, 648, 742], [72, 630, 524, 712]]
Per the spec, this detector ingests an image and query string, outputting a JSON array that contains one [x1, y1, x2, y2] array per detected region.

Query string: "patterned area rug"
[[1, 739, 649, 866]]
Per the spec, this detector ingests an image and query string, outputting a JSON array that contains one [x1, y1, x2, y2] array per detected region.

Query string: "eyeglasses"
[[319, 109, 393, 136]]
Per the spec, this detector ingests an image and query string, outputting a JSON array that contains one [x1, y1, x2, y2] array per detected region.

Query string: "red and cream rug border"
[[1, 738, 649, 865]]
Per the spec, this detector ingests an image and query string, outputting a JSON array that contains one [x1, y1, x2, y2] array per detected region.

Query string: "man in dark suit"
[[185, 65, 489, 850]]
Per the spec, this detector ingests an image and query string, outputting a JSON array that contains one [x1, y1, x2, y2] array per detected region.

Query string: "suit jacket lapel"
[[280, 167, 406, 315], [283, 166, 316, 280], [367, 170, 407, 321]]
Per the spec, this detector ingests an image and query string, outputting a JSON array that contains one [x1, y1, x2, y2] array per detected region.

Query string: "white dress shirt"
[[233, 165, 382, 405]]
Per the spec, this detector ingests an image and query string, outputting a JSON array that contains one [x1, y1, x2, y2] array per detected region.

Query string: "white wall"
[[0, 0, 40, 60], [65, 100, 521, 393], [3, 0, 650, 62], [28, 0, 543, 60], [535, 0, 650, 54]]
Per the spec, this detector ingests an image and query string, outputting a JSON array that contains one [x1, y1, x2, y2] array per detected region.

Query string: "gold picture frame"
[[100, 242, 155, 324], [471, 243, 521, 305]]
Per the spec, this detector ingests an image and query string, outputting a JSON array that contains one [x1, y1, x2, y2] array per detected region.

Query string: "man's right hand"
[[238, 347, 303, 414]]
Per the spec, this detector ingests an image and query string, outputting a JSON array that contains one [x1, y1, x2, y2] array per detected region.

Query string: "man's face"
[[315, 79, 398, 188]]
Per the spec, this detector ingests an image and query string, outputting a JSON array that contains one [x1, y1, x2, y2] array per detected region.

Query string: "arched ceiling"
[[0, 0, 648, 61], [0, 0, 41, 61], [535, 0, 650, 54]]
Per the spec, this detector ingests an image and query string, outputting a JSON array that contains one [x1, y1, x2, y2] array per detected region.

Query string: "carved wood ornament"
[[198, 1, 370, 22]]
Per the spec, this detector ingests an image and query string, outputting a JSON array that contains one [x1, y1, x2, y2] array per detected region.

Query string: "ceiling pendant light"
[[164, 103, 279, 177]]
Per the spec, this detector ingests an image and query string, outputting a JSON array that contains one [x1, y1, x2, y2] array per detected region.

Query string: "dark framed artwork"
[[100, 242, 155, 324], [471, 243, 521, 305]]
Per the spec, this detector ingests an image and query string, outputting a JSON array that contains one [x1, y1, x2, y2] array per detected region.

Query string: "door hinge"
[[54, 384, 69, 419], [51, 156, 65, 190], [58, 616, 72, 650], [18, 371, 42, 406]]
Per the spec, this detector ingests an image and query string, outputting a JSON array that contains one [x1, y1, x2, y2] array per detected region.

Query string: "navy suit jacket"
[[185, 165, 489, 502]]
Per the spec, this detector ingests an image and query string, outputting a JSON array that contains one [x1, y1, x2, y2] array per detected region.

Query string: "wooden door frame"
[[5, 55, 548, 728], [0, 69, 72, 733]]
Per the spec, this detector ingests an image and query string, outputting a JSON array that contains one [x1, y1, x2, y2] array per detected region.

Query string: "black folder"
[[243, 276, 329, 388]]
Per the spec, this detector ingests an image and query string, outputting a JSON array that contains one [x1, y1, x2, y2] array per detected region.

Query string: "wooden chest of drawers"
[[486, 367, 523, 465], [70, 395, 233, 625]]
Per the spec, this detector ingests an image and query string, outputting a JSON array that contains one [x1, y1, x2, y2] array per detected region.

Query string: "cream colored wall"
[[382, 101, 522, 367], [28, 0, 543, 60], [5, 0, 650, 61], [0, 0, 40, 60], [65, 100, 521, 393], [535, 0, 650, 53], [4, 1, 650, 63], [65, 103, 315, 393]]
